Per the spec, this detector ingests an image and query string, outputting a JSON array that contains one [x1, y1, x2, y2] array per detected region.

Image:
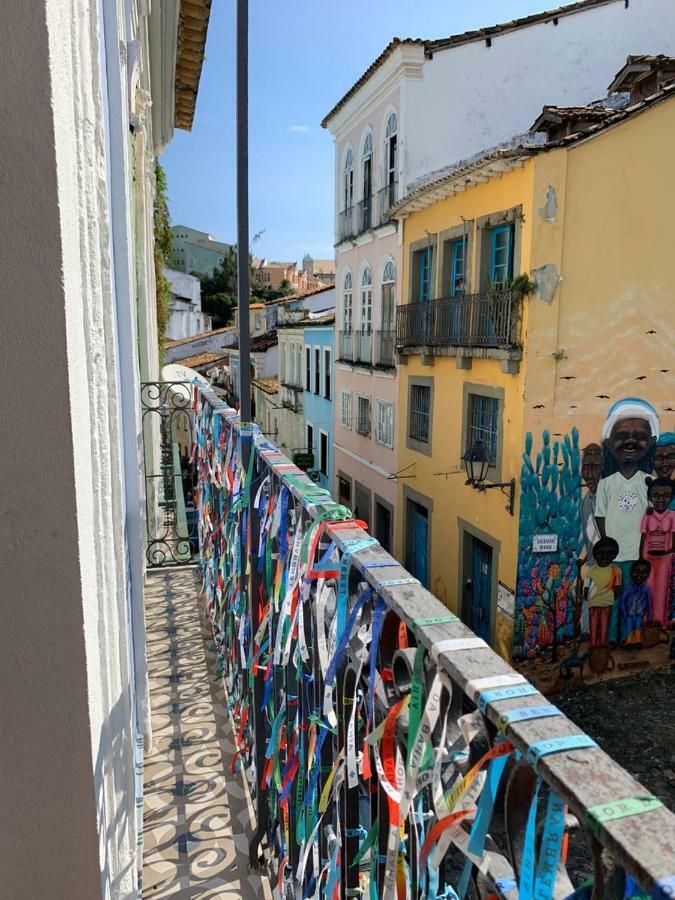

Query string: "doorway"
[[374, 498, 393, 554], [410, 503, 429, 588], [460, 527, 498, 644]]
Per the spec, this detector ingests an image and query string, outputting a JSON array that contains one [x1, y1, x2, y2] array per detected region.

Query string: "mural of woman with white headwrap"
[[594, 398, 659, 645]]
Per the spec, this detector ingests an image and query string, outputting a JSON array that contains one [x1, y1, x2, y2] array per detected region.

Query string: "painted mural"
[[514, 398, 675, 682]]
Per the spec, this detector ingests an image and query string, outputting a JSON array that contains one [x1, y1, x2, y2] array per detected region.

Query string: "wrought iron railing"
[[140, 381, 198, 566], [194, 383, 675, 900], [374, 329, 395, 367], [357, 195, 373, 233], [378, 179, 398, 225], [355, 329, 373, 365], [396, 290, 521, 351], [338, 329, 355, 362], [338, 207, 356, 242]]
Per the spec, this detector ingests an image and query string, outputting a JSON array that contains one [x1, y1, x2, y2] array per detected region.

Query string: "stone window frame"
[[406, 375, 434, 457], [408, 234, 437, 303], [475, 205, 523, 292], [439, 220, 474, 297], [460, 381, 505, 482]]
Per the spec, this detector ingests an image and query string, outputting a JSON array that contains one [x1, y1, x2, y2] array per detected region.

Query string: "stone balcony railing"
[[192, 381, 675, 900]]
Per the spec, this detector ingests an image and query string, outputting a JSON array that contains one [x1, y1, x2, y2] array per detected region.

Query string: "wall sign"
[[532, 534, 558, 553]]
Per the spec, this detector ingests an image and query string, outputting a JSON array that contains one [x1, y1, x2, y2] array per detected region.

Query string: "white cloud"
[[289, 124, 310, 134]]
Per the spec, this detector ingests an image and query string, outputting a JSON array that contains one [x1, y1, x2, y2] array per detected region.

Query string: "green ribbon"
[[586, 796, 662, 836], [353, 818, 379, 866]]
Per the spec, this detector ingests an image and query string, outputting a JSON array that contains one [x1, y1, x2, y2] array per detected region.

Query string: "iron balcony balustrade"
[[396, 288, 521, 351], [357, 194, 373, 233], [355, 329, 373, 365], [337, 329, 355, 363], [377, 178, 398, 225], [192, 380, 675, 900], [337, 206, 356, 242], [374, 328, 395, 367]]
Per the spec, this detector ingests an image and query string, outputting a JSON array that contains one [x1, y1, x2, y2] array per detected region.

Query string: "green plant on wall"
[[154, 161, 172, 359]]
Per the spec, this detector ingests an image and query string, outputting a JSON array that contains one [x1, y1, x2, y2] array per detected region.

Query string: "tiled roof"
[[608, 54, 675, 93], [175, 0, 212, 131], [390, 81, 675, 217], [165, 325, 235, 348], [252, 377, 279, 395], [179, 351, 228, 370], [267, 285, 335, 306], [322, 0, 620, 127], [229, 330, 279, 353]]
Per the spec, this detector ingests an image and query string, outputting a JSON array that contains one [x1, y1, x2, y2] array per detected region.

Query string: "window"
[[344, 148, 354, 212], [356, 396, 370, 435], [340, 390, 352, 428], [467, 394, 499, 465], [306, 423, 314, 453], [305, 346, 311, 390], [360, 266, 372, 333], [381, 259, 396, 333], [375, 399, 394, 447], [323, 348, 331, 399], [409, 385, 431, 444], [384, 113, 398, 205], [314, 347, 320, 394], [412, 246, 433, 302], [343, 271, 353, 332], [255, 314, 262, 330], [489, 224, 514, 286], [362, 132, 373, 199], [338, 474, 351, 507], [320, 431, 328, 477], [450, 238, 466, 296]]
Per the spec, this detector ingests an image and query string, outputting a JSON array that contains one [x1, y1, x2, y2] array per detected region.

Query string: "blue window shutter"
[[489, 224, 514, 286]]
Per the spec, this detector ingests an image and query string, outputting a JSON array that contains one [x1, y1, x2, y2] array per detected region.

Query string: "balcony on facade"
[[374, 329, 395, 367], [280, 381, 303, 412], [338, 329, 395, 369], [337, 180, 399, 244], [337, 329, 354, 363], [396, 289, 523, 370]]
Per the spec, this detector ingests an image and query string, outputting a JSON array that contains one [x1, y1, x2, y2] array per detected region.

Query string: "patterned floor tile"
[[142, 569, 272, 899]]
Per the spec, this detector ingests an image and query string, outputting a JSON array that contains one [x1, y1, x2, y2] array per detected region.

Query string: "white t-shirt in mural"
[[595, 470, 648, 562]]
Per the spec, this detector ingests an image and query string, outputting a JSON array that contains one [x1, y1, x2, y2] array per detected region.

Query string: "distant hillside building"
[[171, 225, 232, 277], [302, 254, 336, 286], [164, 268, 211, 340], [253, 259, 309, 292]]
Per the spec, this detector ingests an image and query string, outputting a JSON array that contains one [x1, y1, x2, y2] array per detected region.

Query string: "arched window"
[[381, 259, 396, 333], [361, 132, 374, 230], [343, 148, 354, 212], [360, 266, 372, 334], [384, 112, 398, 207], [343, 271, 353, 332]]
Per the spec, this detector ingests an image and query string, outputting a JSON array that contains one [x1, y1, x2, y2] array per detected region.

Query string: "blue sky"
[[162, 0, 567, 264]]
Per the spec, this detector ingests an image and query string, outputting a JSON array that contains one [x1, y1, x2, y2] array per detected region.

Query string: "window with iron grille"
[[314, 347, 321, 394], [340, 390, 352, 428], [356, 396, 370, 436], [409, 385, 431, 443], [467, 394, 499, 465], [375, 400, 393, 448]]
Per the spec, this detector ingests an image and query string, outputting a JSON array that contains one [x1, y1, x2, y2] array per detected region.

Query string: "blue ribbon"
[[519, 776, 542, 900], [534, 790, 565, 900]]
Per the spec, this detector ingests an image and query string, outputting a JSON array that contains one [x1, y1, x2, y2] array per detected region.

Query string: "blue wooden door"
[[412, 507, 429, 588], [470, 537, 492, 641]]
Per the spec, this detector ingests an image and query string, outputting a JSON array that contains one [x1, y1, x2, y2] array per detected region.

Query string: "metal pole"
[[236, 0, 251, 422]]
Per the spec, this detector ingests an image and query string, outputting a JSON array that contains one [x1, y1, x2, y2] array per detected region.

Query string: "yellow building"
[[393, 58, 675, 664]]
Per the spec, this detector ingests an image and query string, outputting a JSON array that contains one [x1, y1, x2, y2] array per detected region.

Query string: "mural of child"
[[582, 537, 622, 648], [639, 477, 675, 626], [618, 559, 652, 648], [595, 398, 659, 644], [576, 443, 604, 634]]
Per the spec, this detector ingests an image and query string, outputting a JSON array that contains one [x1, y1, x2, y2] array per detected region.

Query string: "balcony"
[[396, 289, 522, 354], [354, 328, 373, 365], [179, 382, 675, 899], [337, 328, 354, 362], [374, 328, 395, 367], [357, 194, 373, 233], [377, 178, 398, 224], [337, 206, 355, 242]]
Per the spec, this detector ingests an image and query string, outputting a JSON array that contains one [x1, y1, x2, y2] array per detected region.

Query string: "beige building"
[[253, 260, 309, 292]]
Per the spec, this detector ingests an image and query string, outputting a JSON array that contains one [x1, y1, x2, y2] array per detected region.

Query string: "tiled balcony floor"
[[143, 569, 273, 899]]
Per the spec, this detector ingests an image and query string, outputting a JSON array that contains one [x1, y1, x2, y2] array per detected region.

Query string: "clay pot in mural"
[[587, 646, 615, 675]]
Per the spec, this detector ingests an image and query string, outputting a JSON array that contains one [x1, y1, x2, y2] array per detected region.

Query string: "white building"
[[0, 0, 211, 896], [322, 0, 675, 553], [276, 323, 306, 457], [164, 267, 212, 340]]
